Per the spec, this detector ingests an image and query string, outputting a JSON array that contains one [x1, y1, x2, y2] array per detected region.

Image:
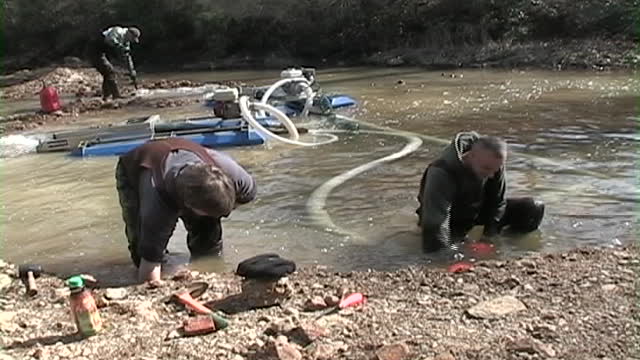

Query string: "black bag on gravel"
[[236, 253, 296, 279]]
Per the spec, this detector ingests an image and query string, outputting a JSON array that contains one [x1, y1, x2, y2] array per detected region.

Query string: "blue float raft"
[[68, 94, 356, 157]]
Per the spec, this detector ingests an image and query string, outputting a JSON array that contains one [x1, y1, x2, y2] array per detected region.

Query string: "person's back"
[[115, 138, 256, 283]]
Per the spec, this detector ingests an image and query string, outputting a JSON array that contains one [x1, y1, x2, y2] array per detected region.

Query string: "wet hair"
[[474, 136, 507, 159], [175, 163, 236, 217]]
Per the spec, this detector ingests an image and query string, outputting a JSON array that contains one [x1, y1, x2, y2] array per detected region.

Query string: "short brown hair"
[[474, 136, 507, 159], [176, 164, 236, 217]]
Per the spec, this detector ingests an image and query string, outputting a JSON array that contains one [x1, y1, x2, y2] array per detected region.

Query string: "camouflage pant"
[[115, 160, 143, 266], [115, 160, 224, 267]]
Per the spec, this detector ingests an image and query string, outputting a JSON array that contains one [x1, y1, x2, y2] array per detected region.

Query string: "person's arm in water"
[[479, 166, 507, 238], [420, 167, 458, 252], [136, 171, 179, 283]]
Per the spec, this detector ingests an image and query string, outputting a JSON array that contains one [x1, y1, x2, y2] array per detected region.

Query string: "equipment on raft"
[[35, 67, 357, 157]]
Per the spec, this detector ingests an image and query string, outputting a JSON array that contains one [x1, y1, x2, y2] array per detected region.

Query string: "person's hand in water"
[[445, 243, 465, 262], [467, 237, 497, 257]]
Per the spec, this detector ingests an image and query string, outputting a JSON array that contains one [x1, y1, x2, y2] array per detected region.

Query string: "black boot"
[[499, 197, 545, 233], [105, 79, 121, 99], [101, 78, 110, 101]]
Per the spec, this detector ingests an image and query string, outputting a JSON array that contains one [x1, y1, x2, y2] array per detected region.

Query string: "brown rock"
[[467, 296, 527, 319], [324, 295, 340, 307], [104, 288, 127, 300], [265, 319, 297, 336], [165, 330, 181, 341], [95, 296, 110, 309], [375, 342, 410, 360], [130, 301, 159, 322], [56, 346, 72, 358], [434, 351, 456, 360], [147, 279, 165, 289], [312, 341, 348, 360], [53, 287, 71, 302], [304, 296, 328, 311], [313, 344, 337, 360], [171, 269, 194, 281], [311, 283, 324, 290], [265, 337, 302, 360], [0, 311, 18, 333], [32, 348, 49, 359], [531, 324, 558, 340], [286, 322, 328, 346], [507, 337, 556, 358], [183, 316, 216, 336], [0, 274, 12, 291]]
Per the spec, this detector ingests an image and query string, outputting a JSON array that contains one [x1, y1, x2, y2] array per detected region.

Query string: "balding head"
[[464, 136, 507, 179], [126, 27, 141, 43]]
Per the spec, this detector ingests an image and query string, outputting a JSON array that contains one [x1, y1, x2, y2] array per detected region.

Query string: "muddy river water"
[[2, 67, 638, 284]]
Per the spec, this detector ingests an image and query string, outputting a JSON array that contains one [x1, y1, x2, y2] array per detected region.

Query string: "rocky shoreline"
[[0, 67, 217, 135], [365, 38, 638, 70], [0, 245, 637, 360]]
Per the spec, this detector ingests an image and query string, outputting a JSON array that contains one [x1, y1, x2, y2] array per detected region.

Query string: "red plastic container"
[[39, 81, 61, 113]]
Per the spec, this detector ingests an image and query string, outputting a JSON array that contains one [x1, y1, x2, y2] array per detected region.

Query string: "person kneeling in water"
[[115, 138, 256, 283], [416, 132, 545, 256]]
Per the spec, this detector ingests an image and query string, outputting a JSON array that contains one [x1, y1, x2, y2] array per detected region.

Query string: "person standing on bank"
[[115, 138, 257, 283], [416, 132, 545, 256], [89, 26, 140, 100]]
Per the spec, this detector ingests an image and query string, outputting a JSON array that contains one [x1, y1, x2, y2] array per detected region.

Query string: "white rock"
[[104, 288, 128, 300], [0, 274, 12, 291]]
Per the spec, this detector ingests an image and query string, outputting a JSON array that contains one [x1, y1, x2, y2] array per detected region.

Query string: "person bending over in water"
[[115, 138, 256, 283], [416, 132, 545, 256]]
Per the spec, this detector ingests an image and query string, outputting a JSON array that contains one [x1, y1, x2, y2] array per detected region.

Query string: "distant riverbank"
[[4, 0, 636, 73]]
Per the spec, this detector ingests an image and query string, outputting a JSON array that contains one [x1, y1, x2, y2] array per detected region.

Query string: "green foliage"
[[3, 0, 635, 70]]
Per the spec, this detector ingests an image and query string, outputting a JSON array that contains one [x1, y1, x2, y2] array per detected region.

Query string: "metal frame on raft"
[[65, 94, 356, 157], [34, 67, 357, 157]]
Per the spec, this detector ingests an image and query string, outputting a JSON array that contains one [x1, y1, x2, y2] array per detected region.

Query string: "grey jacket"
[[417, 132, 506, 251]]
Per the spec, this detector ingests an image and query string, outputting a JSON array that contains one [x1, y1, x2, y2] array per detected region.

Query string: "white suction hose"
[[306, 129, 423, 238], [145, 114, 160, 139], [239, 96, 338, 147], [258, 77, 314, 118]]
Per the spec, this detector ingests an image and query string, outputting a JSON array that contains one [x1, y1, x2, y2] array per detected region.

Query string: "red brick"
[[183, 315, 216, 336]]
